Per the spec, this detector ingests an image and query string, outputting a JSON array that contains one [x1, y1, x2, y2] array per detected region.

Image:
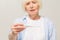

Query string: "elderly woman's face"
[[24, 0, 40, 15]]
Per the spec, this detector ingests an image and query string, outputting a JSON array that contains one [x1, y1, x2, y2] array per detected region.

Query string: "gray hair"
[[18, 0, 42, 11]]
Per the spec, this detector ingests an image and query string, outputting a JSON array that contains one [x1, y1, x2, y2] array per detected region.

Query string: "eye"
[[26, 2, 30, 5]]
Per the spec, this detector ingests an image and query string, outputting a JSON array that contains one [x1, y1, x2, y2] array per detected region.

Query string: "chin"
[[29, 12, 38, 15], [29, 13, 38, 16]]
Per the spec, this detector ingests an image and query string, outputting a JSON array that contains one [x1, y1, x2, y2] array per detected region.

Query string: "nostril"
[[30, 6, 33, 8]]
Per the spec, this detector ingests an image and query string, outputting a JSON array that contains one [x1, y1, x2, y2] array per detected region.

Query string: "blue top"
[[13, 16, 56, 40]]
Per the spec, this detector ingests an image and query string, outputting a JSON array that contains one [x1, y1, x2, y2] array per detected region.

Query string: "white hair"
[[18, 0, 42, 11], [24, 0, 42, 8]]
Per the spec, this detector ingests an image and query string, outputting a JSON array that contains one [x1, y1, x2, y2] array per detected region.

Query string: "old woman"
[[9, 0, 56, 40]]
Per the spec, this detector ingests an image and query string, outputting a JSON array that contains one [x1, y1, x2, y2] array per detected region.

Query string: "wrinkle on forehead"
[[18, 0, 42, 10], [23, 0, 39, 3]]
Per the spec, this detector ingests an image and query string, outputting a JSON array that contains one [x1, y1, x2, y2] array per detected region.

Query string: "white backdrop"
[[0, 0, 60, 40]]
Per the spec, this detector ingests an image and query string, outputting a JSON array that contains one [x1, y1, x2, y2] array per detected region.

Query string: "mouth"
[[30, 9, 36, 12]]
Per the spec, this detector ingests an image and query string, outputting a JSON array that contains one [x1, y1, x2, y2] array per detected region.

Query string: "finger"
[[12, 28, 25, 33], [12, 30, 19, 34], [11, 26, 25, 31], [11, 26, 25, 29], [13, 23, 24, 27]]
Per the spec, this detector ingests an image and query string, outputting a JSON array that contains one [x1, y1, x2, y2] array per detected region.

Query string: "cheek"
[[34, 4, 40, 9], [25, 6, 29, 11]]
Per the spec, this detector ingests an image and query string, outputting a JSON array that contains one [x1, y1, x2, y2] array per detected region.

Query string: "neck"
[[29, 14, 40, 20]]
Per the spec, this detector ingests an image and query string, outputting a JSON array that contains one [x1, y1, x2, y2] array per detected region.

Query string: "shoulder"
[[42, 16, 55, 28], [15, 15, 27, 20], [13, 15, 27, 24], [42, 16, 53, 24], [42, 16, 55, 29]]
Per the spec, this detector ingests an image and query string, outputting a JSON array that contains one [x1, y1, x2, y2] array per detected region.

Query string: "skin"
[[24, 0, 40, 20], [9, 0, 40, 40]]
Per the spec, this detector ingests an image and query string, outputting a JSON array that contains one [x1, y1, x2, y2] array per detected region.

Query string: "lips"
[[30, 9, 35, 11]]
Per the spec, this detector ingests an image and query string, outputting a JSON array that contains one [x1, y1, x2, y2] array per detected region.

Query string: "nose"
[[30, 3, 33, 9]]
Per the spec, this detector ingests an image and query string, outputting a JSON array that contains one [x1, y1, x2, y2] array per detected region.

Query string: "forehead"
[[24, 0, 37, 3]]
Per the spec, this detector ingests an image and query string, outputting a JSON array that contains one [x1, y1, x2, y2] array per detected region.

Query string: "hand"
[[11, 23, 25, 35]]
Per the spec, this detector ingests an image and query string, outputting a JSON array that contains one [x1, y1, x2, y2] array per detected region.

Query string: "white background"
[[0, 0, 60, 40]]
